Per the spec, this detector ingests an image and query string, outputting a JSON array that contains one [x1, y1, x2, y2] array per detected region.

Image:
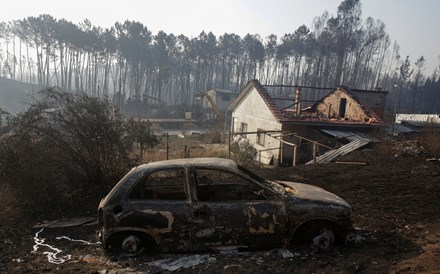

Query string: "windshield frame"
[[237, 165, 285, 194]]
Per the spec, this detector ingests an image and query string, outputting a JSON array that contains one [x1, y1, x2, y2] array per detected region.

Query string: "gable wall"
[[231, 87, 282, 164], [315, 89, 369, 121]]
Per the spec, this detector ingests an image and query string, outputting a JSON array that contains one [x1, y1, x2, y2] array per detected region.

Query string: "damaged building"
[[228, 80, 388, 165]]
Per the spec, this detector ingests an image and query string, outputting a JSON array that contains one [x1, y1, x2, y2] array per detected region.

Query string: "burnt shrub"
[[420, 127, 440, 158], [230, 139, 258, 167], [0, 88, 138, 209]]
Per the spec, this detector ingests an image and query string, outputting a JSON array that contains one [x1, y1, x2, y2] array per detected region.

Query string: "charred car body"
[[98, 158, 354, 253]]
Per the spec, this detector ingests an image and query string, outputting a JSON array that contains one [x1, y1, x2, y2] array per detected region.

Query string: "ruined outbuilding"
[[200, 88, 238, 112], [229, 80, 388, 165], [302, 86, 385, 122]]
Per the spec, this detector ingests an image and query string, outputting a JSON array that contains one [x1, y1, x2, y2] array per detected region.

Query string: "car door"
[[190, 167, 287, 249], [121, 167, 193, 252]]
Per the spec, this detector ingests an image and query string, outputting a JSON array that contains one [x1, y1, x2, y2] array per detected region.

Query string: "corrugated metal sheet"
[[318, 129, 374, 142], [396, 114, 440, 124], [306, 139, 370, 165], [386, 123, 419, 135], [402, 120, 440, 128]]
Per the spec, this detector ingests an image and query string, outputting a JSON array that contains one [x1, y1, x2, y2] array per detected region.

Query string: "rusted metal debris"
[[149, 254, 214, 272], [98, 158, 354, 253]]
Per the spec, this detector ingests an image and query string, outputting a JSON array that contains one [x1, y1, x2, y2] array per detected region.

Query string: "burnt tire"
[[311, 228, 335, 251], [121, 235, 141, 253], [106, 232, 155, 254], [292, 221, 339, 251]]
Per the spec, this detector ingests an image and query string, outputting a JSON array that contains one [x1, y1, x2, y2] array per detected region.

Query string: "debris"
[[275, 248, 294, 258], [426, 158, 440, 162], [102, 267, 140, 274], [264, 248, 294, 258], [224, 264, 241, 269], [345, 233, 366, 244], [149, 254, 212, 272], [216, 246, 239, 254], [391, 140, 426, 157], [81, 254, 102, 263], [56, 235, 101, 246], [335, 161, 368, 165], [32, 228, 71, 264], [34, 217, 96, 229]]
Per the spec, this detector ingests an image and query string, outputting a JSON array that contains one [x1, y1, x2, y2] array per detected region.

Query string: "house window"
[[240, 123, 248, 138], [256, 129, 265, 146], [232, 117, 238, 133], [339, 98, 347, 118]]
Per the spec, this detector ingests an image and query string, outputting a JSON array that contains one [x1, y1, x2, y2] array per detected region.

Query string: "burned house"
[[200, 88, 238, 111], [229, 80, 388, 165]]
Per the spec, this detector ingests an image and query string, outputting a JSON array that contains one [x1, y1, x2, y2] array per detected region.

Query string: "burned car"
[[98, 158, 354, 253]]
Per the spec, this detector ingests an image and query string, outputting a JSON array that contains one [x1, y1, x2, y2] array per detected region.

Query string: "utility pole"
[[392, 84, 400, 122]]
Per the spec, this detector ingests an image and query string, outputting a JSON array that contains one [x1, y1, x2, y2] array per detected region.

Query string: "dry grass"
[[133, 135, 230, 163]]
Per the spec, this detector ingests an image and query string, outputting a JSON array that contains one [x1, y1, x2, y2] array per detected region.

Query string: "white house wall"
[[231, 87, 282, 164]]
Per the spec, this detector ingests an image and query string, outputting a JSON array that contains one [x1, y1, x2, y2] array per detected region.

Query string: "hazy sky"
[[2, 0, 439, 74]]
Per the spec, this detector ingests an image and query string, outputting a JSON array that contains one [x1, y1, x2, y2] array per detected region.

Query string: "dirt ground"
[[1, 142, 440, 273]]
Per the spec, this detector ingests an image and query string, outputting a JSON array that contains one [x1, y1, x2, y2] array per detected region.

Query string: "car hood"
[[275, 181, 351, 208]]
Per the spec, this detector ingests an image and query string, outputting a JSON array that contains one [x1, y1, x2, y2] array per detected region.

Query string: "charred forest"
[[0, 0, 439, 117]]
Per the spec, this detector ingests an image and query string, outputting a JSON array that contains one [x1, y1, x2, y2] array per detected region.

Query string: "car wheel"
[[311, 228, 335, 251], [122, 235, 141, 253], [107, 232, 153, 254]]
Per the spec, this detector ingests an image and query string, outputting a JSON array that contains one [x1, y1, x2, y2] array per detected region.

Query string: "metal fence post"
[[166, 132, 169, 160], [259, 150, 261, 168], [313, 142, 317, 164], [293, 145, 297, 167], [228, 132, 231, 159]]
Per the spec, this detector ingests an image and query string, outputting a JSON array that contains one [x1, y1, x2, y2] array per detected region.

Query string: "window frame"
[[240, 122, 248, 138], [127, 167, 189, 202], [193, 167, 272, 202], [256, 129, 265, 146]]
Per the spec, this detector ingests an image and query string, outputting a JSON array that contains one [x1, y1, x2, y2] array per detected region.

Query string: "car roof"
[[136, 157, 238, 171]]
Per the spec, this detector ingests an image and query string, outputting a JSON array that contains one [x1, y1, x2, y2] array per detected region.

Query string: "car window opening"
[[129, 168, 187, 200], [195, 168, 267, 202]]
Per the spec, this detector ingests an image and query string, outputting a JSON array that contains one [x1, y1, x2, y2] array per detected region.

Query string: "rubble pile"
[[391, 140, 426, 157]]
